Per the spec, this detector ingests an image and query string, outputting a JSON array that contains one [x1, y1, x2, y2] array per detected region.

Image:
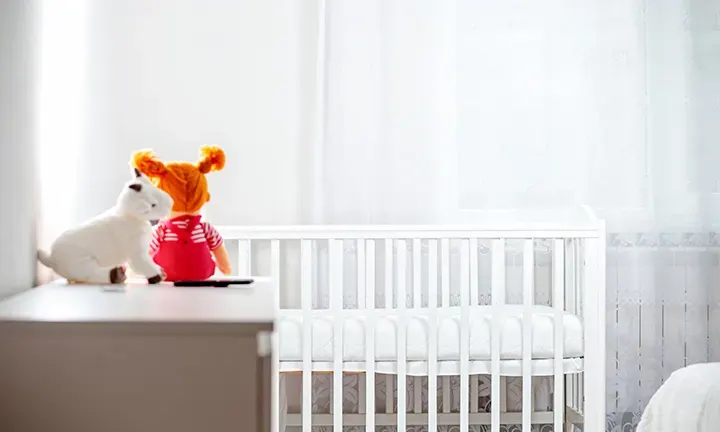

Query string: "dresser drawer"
[[0, 322, 272, 432], [0, 282, 275, 432]]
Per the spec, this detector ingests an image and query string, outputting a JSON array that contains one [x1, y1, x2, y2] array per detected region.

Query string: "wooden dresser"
[[0, 279, 274, 432]]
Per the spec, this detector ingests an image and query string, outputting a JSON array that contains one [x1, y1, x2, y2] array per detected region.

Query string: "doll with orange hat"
[[131, 146, 232, 281]]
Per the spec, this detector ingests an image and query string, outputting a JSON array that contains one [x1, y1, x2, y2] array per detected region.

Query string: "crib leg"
[[565, 423, 574, 432]]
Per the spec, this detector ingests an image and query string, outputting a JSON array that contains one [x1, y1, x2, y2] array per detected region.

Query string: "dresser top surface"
[[0, 278, 275, 324]]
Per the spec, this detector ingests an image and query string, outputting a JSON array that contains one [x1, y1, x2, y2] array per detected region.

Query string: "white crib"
[[218, 207, 606, 432]]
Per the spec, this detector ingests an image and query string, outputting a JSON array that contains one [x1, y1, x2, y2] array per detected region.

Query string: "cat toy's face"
[[117, 168, 174, 223]]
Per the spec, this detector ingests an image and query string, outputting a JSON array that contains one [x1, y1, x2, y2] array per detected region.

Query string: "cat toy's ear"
[[196, 145, 226, 174], [131, 149, 168, 179]]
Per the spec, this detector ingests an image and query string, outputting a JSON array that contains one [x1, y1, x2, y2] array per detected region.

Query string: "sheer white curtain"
[[319, 0, 713, 228], [315, 0, 720, 430]]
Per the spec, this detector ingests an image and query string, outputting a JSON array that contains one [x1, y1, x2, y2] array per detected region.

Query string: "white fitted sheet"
[[278, 305, 584, 376]]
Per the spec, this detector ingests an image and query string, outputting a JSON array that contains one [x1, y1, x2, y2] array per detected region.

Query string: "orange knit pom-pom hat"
[[131, 146, 226, 214]]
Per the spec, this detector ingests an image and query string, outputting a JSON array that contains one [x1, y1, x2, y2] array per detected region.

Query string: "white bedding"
[[278, 305, 584, 376], [637, 363, 720, 432]]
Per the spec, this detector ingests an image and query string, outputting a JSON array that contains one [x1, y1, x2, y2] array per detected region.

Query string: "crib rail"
[[216, 224, 606, 432], [220, 224, 601, 240]]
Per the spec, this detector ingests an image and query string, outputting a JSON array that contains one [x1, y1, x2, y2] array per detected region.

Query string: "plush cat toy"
[[37, 169, 174, 284]]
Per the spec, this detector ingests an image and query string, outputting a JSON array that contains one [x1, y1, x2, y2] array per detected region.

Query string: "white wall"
[[69, 0, 311, 227], [0, 0, 39, 297]]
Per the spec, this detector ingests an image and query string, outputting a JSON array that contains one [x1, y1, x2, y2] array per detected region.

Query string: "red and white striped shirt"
[[149, 218, 223, 253]]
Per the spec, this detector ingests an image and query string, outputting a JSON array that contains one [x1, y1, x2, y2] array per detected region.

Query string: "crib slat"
[[271, 240, 281, 308], [491, 239, 505, 432], [365, 239, 376, 431], [428, 239, 439, 430], [385, 239, 394, 415], [440, 238, 451, 419], [385, 238, 393, 308], [460, 239, 470, 432], [413, 238, 422, 308], [586, 228, 607, 432], [565, 240, 576, 417], [553, 239, 565, 432], [522, 239, 534, 432], [270, 240, 281, 432], [397, 239, 408, 432], [357, 240, 366, 309], [470, 238, 479, 306], [574, 239, 583, 420], [469, 239, 480, 417], [329, 239, 343, 430], [440, 239, 450, 416], [300, 240, 313, 432], [366, 240, 376, 310], [565, 240, 575, 314], [441, 238, 450, 306], [237, 239, 251, 276]]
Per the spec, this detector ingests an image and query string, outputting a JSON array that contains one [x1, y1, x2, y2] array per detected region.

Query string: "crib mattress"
[[278, 305, 584, 376]]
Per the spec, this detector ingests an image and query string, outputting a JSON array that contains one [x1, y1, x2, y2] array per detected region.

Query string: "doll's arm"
[[212, 244, 232, 275], [204, 222, 231, 275]]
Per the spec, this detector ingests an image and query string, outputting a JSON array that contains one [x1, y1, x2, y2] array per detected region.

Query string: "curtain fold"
[[320, 1, 452, 224]]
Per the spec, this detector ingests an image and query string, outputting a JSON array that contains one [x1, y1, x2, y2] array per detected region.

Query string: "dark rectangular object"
[[173, 278, 254, 287]]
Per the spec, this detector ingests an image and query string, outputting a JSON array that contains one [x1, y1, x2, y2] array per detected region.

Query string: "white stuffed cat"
[[37, 169, 174, 284]]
